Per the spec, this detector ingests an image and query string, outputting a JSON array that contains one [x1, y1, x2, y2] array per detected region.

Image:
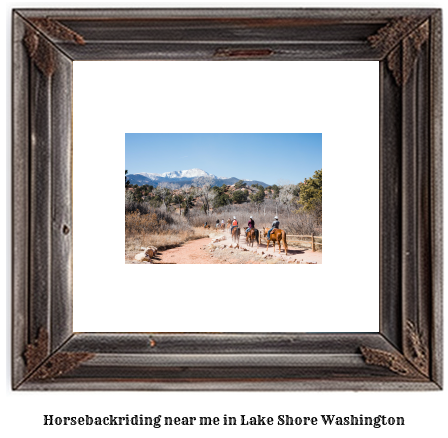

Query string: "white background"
[[3, 1, 446, 438], [73, 60, 379, 332]]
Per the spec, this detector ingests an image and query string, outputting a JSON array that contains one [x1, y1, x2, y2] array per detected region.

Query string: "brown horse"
[[245, 228, 259, 247], [204, 224, 210, 229], [232, 227, 240, 244], [263, 227, 288, 254], [220, 223, 225, 231]]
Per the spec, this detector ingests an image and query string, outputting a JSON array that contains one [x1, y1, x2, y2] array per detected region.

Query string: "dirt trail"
[[127, 230, 322, 264], [153, 238, 227, 264], [212, 229, 322, 264]]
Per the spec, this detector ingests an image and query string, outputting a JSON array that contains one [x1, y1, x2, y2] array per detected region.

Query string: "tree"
[[141, 184, 153, 194], [234, 179, 247, 189], [299, 169, 322, 210], [158, 182, 180, 190], [210, 185, 230, 208], [125, 188, 134, 207], [149, 192, 162, 208], [172, 193, 184, 215], [171, 185, 196, 216], [196, 177, 217, 215], [271, 184, 280, 198], [125, 170, 131, 188], [134, 192, 143, 203], [279, 184, 295, 217], [297, 169, 322, 223], [181, 185, 196, 216], [213, 192, 231, 208], [232, 190, 247, 204], [292, 184, 300, 198], [249, 187, 265, 213], [154, 186, 173, 211], [132, 185, 144, 203], [267, 184, 281, 215]]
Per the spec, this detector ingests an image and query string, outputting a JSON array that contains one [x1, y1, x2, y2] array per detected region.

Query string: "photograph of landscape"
[[125, 133, 322, 264]]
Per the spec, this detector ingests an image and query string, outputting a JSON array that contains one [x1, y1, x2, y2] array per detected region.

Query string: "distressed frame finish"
[[12, 8, 442, 390]]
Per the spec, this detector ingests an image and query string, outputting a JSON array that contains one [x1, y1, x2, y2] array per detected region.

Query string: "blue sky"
[[125, 133, 322, 185]]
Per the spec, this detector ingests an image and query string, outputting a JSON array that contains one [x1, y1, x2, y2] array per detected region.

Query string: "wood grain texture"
[[50, 49, 73, 351], [429, 10, 443, 388], [12, 13, 30, 388], [379, 59, 402, 350], [29, 54, 52, 347], [12, 7, 443, 391]]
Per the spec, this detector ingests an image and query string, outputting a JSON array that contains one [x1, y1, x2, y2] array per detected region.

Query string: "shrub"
[[125, 208, 189, 236]]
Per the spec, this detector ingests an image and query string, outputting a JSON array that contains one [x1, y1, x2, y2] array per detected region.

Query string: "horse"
[[204, 224, 210, 229], [232, 227, 240, 244], [263, 227, 288, 254], [245, 228, 259, 247], [220, 223, 226, 232]]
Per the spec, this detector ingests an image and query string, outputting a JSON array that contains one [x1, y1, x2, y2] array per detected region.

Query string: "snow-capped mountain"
[[135, 172, 162, 180], [126, 168, 268, 188], [161, 168, 212, 179]]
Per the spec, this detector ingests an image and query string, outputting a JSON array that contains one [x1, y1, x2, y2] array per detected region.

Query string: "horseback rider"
[[230, 216, 238, 235], [246, 216, 255, 233], [267, 216, 280, 240], [215, 218, 220, 228]]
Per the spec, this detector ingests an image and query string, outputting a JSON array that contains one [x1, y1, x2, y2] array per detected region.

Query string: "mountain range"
[[126, 168, 269, 188]]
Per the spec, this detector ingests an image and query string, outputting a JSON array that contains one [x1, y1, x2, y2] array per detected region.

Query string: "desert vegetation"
[[125, 169, 322, 256]]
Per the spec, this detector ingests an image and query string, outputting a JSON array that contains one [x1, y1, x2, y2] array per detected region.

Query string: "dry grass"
[[125, 211, 170, 234], [125, 210, 220, 260], [125, 206, 322, 259], [188, 206, 321, 236], [125, 226, 213, 258]]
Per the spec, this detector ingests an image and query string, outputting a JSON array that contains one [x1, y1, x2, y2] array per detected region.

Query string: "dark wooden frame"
[[12, 8, 442, 390]]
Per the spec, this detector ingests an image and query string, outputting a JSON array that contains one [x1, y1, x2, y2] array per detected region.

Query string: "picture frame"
[[12, 8, 442, 390]]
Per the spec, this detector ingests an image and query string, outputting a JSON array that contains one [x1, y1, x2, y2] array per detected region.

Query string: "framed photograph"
[[123, 133, 323, 265], [12, 8, 442, 390]]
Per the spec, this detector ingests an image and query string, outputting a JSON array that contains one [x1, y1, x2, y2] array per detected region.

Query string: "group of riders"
[[204, 215, 281, 240]]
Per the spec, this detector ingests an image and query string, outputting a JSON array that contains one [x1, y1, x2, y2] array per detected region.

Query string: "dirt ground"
[[126, 229, 322, 264]]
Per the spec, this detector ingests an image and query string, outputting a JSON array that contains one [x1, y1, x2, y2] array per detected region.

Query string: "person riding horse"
[[230, 216, 238, 236], [267, 216, 280, 240], [246, 216, 255, 233], [245, 216, 259, 247], [226, 217, 232, 233], [215, 219, 220, 229], [264, 218, 288, 254]]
